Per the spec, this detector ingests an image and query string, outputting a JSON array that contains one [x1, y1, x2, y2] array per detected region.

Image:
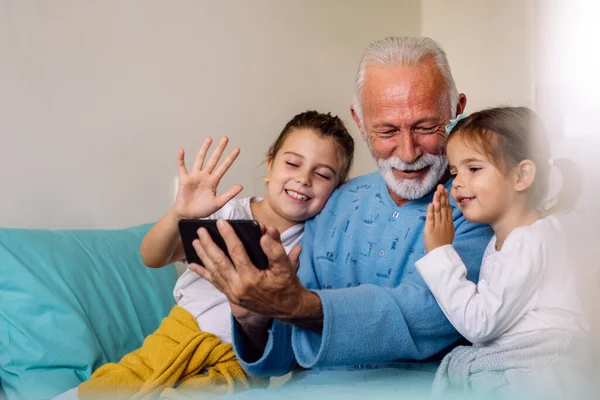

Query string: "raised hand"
[[424, 184, 455, 253], [189, 221, 310, 318], [173, 137, 243, 220]]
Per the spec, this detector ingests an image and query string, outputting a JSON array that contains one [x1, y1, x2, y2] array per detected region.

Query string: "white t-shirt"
[[173, 197, 304, 344], [415, 215, 588, 346]]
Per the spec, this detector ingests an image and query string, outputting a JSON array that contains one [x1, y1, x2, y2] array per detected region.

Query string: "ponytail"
[[542, 158, 583, 215]]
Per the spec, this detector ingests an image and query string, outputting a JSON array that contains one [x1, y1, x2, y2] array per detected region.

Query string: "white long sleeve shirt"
[[415, 215, 587, 346]]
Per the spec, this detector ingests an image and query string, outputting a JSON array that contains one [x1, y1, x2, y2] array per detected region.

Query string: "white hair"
[[352, 36, 459, 125]]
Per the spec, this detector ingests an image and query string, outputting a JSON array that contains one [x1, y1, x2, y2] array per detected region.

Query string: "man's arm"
[[192, 221, 324, 376], [231, 290, 323, 368], [291, 218, 492, 368], [230, 217, 327, 375], [276, 292, 323, 331], [231, 317, 297, 377], [232, 312, 272, 361]]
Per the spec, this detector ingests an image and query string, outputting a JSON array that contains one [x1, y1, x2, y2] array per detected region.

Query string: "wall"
[[535, 0, 600, 328], [420, 0, 535, 112], [0, 0, 420, 228], [0, 1, 553, 230]]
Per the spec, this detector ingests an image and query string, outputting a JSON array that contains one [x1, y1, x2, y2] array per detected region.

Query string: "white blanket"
[[433, 330, 592, 397]]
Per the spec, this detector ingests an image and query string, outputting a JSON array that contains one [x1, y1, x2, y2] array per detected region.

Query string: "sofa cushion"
[[0, 224, 178, 400]]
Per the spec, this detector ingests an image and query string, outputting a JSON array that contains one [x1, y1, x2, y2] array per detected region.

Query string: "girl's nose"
[[452, 175, 463, 189], [295, 169, 311, 186]]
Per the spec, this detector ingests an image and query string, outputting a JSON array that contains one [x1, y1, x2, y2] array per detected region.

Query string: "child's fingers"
[[212, 147, 241, 178], [439, 187, 447, 205], [215, 184, 243, 208], [432, 189, 440, 212], [444, 189, 453, 223], [426, 203, 435, 230], [440, 188, 448, 222], [204, 137, 229, 173], [177, 148, 188, 177], [192, 137, 213, 171]]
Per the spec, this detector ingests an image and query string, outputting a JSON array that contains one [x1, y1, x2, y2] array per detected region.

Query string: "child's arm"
[[140, 208, 187, 268], [416, 239, 540, 344], [140, 137, 243, 268], [417, 186, 541, 344]]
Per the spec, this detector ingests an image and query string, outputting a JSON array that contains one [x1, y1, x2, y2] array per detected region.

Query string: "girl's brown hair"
[[267, 110, 355, 186], [449, 106, 582, 214]]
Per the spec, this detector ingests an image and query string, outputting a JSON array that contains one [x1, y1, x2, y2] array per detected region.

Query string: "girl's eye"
[[286, 162, 299, 167], [469, 167, 481, 173], [315, 172, 332, 180]]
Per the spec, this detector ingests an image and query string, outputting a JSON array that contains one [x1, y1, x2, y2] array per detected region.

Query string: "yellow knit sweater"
[[78, 305, 255, 399]]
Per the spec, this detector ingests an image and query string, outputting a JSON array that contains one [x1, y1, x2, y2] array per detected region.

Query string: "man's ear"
[[350, 104, 367, 141], [514, 159, 536, 192]]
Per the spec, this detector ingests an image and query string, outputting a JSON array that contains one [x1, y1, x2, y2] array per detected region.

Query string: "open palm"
[[424, 185, 455, 253], [173, 137, 243, 220]]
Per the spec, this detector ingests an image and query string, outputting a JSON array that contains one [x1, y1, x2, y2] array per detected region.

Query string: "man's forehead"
[[362, 65, 447, 122], [364, 64, 444, 98]]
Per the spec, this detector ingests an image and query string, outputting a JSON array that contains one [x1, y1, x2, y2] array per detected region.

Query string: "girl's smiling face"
[[264, 128, 341, 223], [447, 134, 517, 225]]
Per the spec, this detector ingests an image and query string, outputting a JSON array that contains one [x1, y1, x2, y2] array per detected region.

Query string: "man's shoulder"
[[331, 172, 381, 198], [308, 172, 380, 225]]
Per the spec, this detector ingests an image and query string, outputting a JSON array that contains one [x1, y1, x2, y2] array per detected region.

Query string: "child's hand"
[[173, 137, 243, 220], [424, 185, 455, 253]]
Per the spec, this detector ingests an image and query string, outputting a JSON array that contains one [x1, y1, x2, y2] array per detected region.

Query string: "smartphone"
[[178, 219, 268, 270]]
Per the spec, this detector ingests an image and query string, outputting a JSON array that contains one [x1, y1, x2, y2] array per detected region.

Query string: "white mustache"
[[378, 153, 442, 172]]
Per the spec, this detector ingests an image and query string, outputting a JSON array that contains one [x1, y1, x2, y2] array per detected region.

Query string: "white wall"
[[0, 1, 551, 230], [0, 0, 420, 228], [421, 0, 535, 112], [535, 0, 600, 328]]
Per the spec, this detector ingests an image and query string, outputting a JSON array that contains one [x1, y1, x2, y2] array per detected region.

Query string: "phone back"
[[178, 219, 268, 270]]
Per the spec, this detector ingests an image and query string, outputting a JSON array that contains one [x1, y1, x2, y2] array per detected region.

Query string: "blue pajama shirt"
[[232, 172, 493, 376]]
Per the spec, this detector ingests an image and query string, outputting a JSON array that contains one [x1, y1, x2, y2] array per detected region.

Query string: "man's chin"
[[385, 179, 434, 200], [377, 156, 448, 201]]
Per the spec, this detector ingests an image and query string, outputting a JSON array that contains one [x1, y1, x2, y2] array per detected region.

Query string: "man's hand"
[[424, 184, 455, 253], [189, 220, 323, 330]]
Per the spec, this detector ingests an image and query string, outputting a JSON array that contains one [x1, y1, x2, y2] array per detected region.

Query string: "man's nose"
[[395, 132, 422, 164]]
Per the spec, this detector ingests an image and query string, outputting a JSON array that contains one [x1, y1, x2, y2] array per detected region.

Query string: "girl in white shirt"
[[141, 110, 355, 343], [415, 107, 589, 396], [78, 112, 354, 398]]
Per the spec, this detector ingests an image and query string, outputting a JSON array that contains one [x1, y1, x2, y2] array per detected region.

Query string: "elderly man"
[[192, 37, 492, 379]]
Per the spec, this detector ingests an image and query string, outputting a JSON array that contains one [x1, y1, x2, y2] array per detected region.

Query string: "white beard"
[[376, 153, 448, 200]]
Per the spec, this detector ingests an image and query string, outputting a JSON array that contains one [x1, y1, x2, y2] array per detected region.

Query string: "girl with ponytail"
[[415, 106, 589, 394]]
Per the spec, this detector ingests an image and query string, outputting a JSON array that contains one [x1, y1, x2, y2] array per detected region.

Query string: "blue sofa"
[[0, 225, 179, 400]]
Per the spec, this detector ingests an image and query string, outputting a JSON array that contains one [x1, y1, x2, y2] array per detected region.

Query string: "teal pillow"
[[0, 224, 178, 400]]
